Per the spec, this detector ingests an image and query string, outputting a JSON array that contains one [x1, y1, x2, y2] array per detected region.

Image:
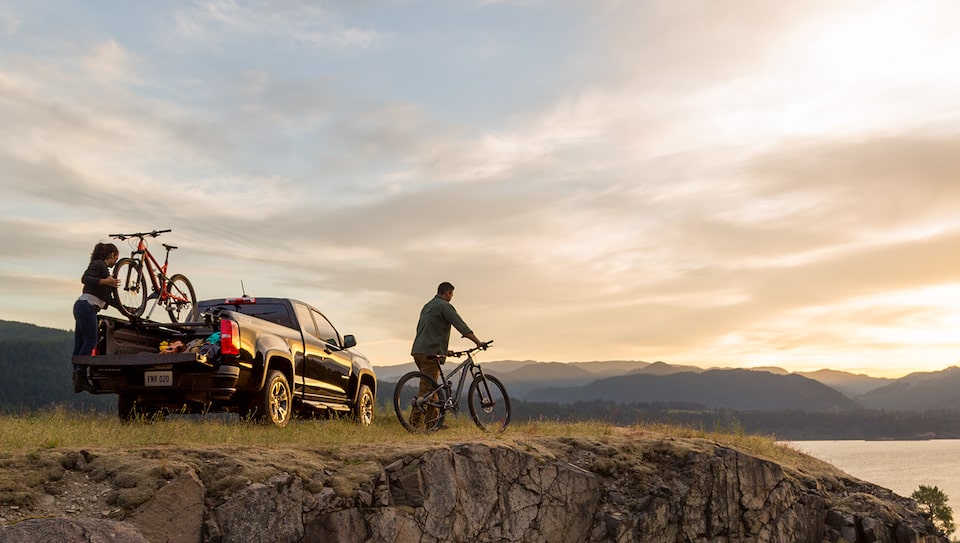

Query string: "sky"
[[2, 1, 960, 378]]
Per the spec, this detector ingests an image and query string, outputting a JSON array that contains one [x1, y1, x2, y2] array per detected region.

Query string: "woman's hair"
[[90, 242, 119, 262]]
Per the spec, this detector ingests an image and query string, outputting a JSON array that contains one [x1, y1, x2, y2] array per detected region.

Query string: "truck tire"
[[352, 384, 374, 426], [249, 370, 292, 428]]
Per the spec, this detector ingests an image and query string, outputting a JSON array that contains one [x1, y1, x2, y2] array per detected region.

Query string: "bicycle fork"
[[471, 367, 497, 410], [118, 253, 160, 320], [118, 253, 141, 295]]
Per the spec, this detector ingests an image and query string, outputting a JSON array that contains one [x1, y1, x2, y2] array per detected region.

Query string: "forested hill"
[[0, 320, 71, 340], [0, 320, 113, 412]]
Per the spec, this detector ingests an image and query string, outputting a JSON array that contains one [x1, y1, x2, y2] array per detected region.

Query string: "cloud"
[[82, 40, 139, 84], [0, 7, 18, 35], [0, 218, 92, 260], [749, 135, 960, 236], [295, 27, 386, 50], [173, 1, 384, 50]]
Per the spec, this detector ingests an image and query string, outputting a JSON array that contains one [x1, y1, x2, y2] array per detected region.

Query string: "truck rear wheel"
[[249, 370, 291, 428]]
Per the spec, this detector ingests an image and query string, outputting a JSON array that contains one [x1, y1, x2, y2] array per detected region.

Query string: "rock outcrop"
[[0, 431, 947, 543]]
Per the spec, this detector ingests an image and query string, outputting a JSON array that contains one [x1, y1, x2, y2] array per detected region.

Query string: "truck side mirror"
[[342, 335, 357, 349]]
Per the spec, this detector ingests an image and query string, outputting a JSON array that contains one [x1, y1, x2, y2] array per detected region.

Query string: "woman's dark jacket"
[[81, 260, 115, 304]]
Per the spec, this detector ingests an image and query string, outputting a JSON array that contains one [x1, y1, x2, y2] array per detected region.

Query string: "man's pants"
[[409, 353, 441, 429]]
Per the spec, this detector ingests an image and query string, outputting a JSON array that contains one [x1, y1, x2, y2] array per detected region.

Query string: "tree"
[[912, 484, 956, 536]]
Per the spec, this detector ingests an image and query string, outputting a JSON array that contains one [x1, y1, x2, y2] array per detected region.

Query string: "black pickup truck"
[[71, 297, 377, 427]]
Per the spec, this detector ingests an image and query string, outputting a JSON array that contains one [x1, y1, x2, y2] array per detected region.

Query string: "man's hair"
[[437, 282, 455, 296], [90, 242, 119, 262]]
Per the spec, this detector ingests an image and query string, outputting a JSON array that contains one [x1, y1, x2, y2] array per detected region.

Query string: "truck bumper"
[[73, 360, 241, 402]]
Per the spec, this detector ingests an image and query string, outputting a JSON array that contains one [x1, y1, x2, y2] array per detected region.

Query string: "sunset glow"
[[1, 1, 959, 378]]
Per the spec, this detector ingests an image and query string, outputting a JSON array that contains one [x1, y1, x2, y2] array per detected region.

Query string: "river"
[[790, 439, 960, 538]]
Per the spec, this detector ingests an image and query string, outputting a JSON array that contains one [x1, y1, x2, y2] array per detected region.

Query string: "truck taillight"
[[220, 319, 240, 356]]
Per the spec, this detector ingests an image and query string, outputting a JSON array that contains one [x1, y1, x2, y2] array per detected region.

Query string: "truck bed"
[[71, 316, 237, 401]]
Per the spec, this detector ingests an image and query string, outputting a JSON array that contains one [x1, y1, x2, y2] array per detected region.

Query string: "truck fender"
[[255, 350, 294, 390], [351, 369, 377, 402]]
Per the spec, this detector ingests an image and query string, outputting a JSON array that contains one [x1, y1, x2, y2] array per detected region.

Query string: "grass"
[[0, 408, 625, 450], [0, 407, 809, 467]]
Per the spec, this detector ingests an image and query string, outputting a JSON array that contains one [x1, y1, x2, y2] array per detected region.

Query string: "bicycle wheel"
[[164, 273, 197, 323], [112, 258, 147, 318], [393, 371, 447, 433], [468, 374, 510, 432]]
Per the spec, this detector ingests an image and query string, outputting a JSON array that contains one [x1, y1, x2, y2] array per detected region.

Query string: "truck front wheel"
[[249, 370, 292, 428], [352, 384, 374, 426]]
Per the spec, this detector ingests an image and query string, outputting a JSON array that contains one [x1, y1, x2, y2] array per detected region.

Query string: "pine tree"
[[912, 484, 956, 536]]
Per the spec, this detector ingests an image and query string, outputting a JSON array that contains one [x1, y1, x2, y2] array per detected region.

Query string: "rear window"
[[197, 301, 294, 329]]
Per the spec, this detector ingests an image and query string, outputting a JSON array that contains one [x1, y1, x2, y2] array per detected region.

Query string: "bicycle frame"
[[129, 238, 187, 304], [111, 229, 196, 323], [437, 353, 491, 410]]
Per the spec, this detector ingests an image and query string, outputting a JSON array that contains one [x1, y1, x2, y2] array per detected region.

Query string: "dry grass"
[[0, 408, 804, 459], [0, 408, 645, 450]]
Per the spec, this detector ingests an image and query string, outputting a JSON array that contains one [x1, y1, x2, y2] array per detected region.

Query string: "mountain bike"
[[109, 229, 197, 323], [394, 341, 510, 432]]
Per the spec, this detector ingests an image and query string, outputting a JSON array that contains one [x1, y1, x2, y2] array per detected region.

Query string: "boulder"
[[0, 517, 149, 543]]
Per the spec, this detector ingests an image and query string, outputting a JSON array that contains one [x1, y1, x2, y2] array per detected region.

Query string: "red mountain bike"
[[110, 229, 197, 323]]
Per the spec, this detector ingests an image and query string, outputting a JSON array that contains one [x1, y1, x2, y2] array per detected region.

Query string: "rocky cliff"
[[0, 428, 946, 543]]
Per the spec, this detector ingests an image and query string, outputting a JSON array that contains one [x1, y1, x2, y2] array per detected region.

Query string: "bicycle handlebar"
[[449, 340, 494, 358], [109, 229, 172, 240]]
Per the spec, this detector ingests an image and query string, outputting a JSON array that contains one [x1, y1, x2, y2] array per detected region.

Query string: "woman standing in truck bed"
[[73, 242, 119, 356]]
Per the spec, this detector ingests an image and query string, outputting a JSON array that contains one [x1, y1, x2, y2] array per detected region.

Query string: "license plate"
[[144, 371, 173, 387]]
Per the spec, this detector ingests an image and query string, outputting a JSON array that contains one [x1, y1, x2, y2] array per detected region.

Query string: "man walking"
[[410, 282, 486, 429]]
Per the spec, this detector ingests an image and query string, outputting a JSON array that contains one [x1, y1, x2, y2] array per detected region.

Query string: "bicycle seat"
[[163, 244, 178, 250]]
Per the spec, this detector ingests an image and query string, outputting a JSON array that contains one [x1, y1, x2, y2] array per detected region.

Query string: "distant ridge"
[[525, 368, 861, 411], [797, 369, 893, 397], [743, 366, 790, 375], [857, 366, 960, 410], [628, 361, 702, 376], [374, 358, 934, 408], [488, 362, 598, 399]]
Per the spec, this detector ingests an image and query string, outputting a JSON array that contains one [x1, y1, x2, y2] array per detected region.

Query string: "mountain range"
[[3, 319, 959, 413], [374, 358, 958, 412]]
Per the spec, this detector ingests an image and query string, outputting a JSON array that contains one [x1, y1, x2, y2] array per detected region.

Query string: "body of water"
[[790, 439, 960, 538]]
